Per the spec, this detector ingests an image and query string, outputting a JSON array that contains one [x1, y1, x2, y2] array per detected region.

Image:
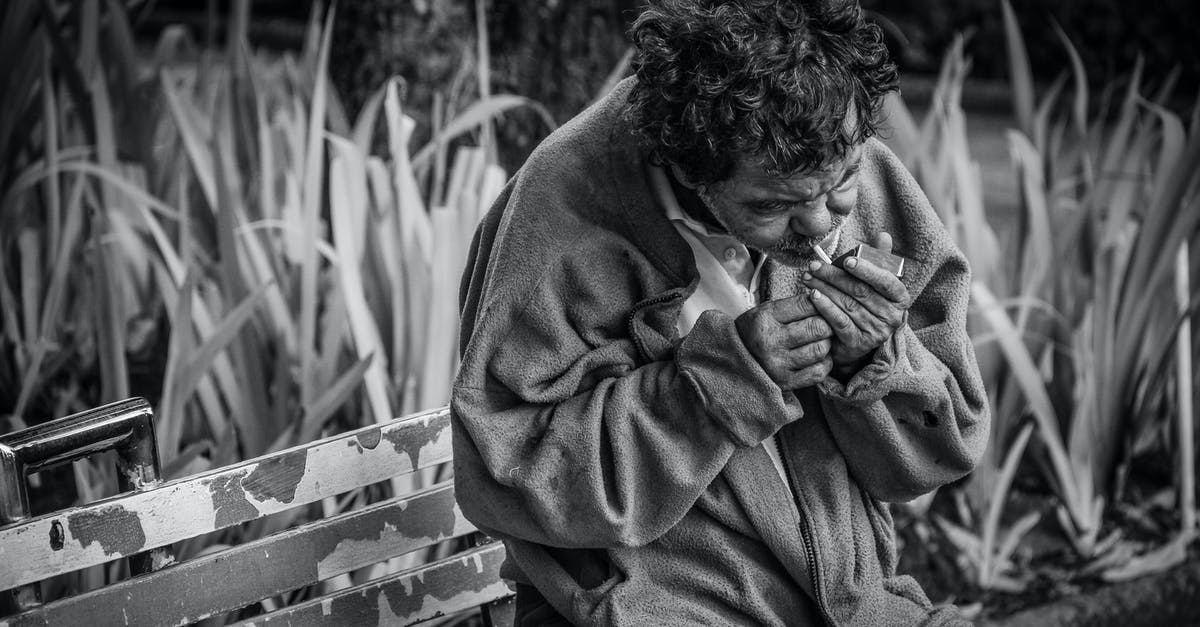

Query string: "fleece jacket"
[[451, 77, 990, 626]]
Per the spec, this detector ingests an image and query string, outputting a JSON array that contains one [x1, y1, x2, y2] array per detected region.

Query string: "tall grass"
[[887, 0, 1200, 594], [0, 0, 554, 606], [6, 0, 1197, 612], [884, 34, 1043, 593], [997, 0, 1200, 565]]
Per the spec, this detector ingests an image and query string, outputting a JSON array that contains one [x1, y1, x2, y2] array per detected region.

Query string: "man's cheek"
[[732, 219, 785, 250]]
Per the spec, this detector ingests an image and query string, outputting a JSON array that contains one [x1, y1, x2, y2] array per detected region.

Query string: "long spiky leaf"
[[1051, 22, 1089, 138], [980, 422, 1035, 585], [411, 95, 557, 170], [328, 136, 393, 427], [972, 282, 1083, 519], [1000, 0, 1034, 136], [297, 355, 374, 445], [297, 6, 335, 407], [173, 282, 271, 433]]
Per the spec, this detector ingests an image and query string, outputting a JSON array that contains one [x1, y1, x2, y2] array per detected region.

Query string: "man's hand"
[[802, 232, 911, 374], [735, 294, 834, 390]]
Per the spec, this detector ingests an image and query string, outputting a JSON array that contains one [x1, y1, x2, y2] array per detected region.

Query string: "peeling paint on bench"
[[314, 486, 465, 580], [206, 470, 260, 529], [353, 427, 383, 452], [0, 407, 453, 591], [1, 484, 483, 627], [382, 418, 446, 470], [243, 449, 308, 504], [1, 406, 513, 627], [231, 542, 511, 626], [66, 504, 147, 557]]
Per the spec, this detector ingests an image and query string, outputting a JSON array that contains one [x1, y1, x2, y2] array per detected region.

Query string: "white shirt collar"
[[648, 164, 724, 238]]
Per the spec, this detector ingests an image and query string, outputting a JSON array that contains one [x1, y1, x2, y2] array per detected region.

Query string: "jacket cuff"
[[675, 309, 803, 447], [818, 324, 907, 402]]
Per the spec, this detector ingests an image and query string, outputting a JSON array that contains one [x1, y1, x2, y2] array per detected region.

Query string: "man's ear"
[[669, 164, 700, 191]]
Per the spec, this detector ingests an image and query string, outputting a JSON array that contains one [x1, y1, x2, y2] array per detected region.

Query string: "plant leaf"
[[412, 94, 557, 170], [172, 282, 271, 442], [1101, 534, 1193, 582], [972, 282, 1082, 520], [328, 135, 394, 427], [981, 422, 1035, 581], [297, 4, 335, 407], [1051, 21, 1088, 137], [1000, 0, 1034, 136], [297, 355, 374, 446], [160, 69, 217, 209]]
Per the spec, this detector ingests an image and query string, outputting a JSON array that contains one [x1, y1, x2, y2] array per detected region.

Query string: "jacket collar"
[[603, 79, 698, 288]]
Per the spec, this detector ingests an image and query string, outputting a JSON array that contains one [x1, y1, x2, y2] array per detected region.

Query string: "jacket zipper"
[[632, 286, 830, 621], [625, 292, 681, 327], [776, 434, 834, 626], [625, 291, 684, 358]]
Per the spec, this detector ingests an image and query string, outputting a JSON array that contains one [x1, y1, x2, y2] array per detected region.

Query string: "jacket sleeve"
[[452, 249, 802, 549], [815, 235, 990, 503]]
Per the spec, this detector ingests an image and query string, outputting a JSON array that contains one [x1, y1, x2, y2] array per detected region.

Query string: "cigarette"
[[813, 244, 833, 264]]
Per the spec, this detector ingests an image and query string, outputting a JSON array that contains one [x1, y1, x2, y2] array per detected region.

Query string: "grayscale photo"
[[1, 1, 1197, 625]]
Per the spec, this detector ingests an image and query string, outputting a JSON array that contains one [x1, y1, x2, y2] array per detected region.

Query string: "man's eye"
[[752, 202, 794, 214]]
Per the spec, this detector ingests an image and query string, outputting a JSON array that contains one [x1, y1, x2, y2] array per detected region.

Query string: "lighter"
[[829, 244, 906, 278]]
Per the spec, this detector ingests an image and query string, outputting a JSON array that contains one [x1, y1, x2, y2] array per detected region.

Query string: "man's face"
[[692, 144, 864, 268]]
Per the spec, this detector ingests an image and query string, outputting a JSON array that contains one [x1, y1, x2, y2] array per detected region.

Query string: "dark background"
[[134, 0, 1200, 116], [126, 0, 1199, 175]]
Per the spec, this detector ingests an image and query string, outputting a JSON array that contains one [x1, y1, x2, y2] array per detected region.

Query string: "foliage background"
[[864, 0, 1199, 92], [2, 0, 1198, 622]]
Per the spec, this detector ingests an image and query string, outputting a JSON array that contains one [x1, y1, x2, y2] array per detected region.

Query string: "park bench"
[[0, 398, 516, 626]]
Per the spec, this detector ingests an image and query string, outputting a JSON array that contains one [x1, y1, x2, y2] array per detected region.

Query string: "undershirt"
[[646, 165, 793, 488]]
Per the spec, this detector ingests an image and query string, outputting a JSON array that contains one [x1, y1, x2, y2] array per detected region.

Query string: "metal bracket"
[[0, 398, 172, 612]]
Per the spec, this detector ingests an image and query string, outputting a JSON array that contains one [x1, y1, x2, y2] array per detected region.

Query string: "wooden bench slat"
[[231, 542, 511, 627], [1, 483, 478, 627], [0, 408, 452, 591]]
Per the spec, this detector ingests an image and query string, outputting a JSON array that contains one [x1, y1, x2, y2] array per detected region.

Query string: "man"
[[452, 0, 989, 624]]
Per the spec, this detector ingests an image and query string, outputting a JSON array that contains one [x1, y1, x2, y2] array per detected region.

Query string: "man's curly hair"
[[627, 0, 898, 185]]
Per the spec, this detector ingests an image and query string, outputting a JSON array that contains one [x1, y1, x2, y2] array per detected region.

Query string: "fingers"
[[785, 357, 833, 389], [788, 338, 833, 370], [803, 248, 911, 367], [744, 297, 832, 354], [742, 313, 832, 366], [808, 274, 907, 333], [839, 254, 907, 304], [804, 260, 907, 324], [765, 346, 832, 389], [781, 313, 833, 348], [757, 293, 819, 323], [808, 275, 906, 340], [759, 336, 832, 371], [735, 301, 835, 389], [808, 289, 858, 338], [874, 231, 894, 254]]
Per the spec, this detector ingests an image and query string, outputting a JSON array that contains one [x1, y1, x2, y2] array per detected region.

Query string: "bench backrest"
[[0, 399, 513, 626]]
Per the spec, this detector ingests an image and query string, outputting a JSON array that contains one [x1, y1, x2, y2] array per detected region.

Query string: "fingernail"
[[808, 260, 821, 272], [802, 272, 812, 282], [811, 290, 823, 301], [845, 257, 857, 269]]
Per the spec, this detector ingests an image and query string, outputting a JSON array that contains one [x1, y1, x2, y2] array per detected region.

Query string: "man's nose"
[[789, 198, 832, 238]]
